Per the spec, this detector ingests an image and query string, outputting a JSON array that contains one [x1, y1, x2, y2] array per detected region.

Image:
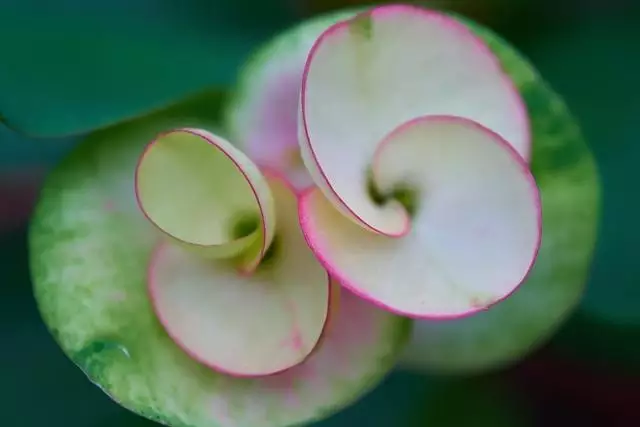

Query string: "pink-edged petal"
[[149, 173, 331, 377], [300, 5, 529, 236], [299, 116, 541, 319], [135, 128, 275, 271]]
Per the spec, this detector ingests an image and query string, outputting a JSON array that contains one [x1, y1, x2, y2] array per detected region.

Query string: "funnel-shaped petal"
[[149, 173, 331, 377], [135, 128, 275, 271], [300, 5, 529, 236], [300, 117, 541, 318]]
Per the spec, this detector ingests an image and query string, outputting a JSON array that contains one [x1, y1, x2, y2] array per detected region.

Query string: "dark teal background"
[[1, 1, 638, 426]]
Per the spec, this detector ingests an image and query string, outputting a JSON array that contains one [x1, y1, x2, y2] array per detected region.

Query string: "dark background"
[[1, 1, 638, 426]]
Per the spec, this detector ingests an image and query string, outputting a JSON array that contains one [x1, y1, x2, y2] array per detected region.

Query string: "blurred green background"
[[1, 0, 638, 425]]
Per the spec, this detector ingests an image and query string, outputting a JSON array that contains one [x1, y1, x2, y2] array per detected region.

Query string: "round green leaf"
[[522, 18, 640, 372], [29, 87, 410, 427]]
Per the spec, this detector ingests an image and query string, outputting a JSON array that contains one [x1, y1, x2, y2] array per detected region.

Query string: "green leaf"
[[0, 0, 296, 137], [29, 81, 409, 426], [522, 17, 640, 372]]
